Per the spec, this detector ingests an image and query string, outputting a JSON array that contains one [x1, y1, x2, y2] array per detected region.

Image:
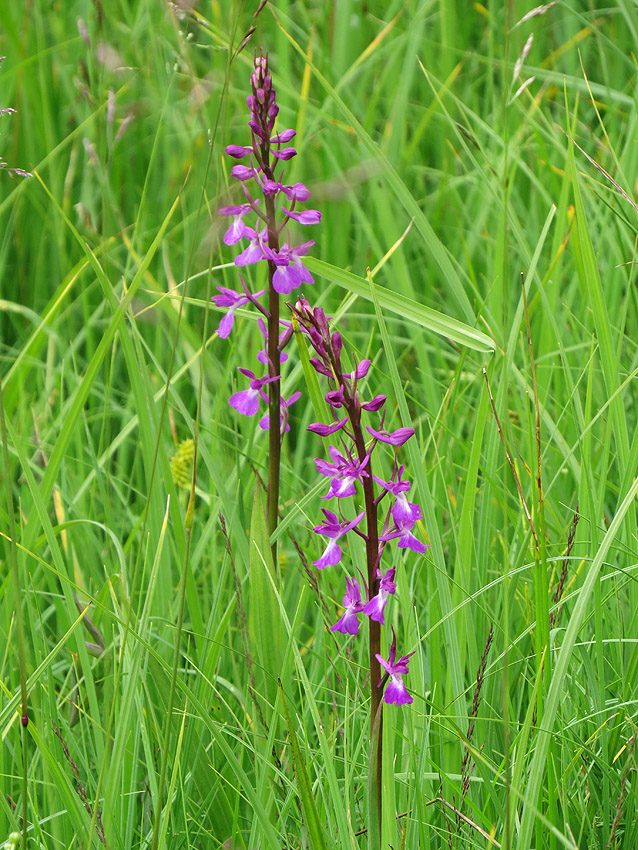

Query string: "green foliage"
[[1, 1, 638, 849]]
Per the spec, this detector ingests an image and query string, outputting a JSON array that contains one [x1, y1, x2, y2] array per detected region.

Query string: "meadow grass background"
[[1, 1, 638, 848]]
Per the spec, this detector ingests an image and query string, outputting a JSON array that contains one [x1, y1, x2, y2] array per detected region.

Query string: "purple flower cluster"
[[214, 50, 322, 434], [292, 297, 428, 706], [214, 49, 321, 302]]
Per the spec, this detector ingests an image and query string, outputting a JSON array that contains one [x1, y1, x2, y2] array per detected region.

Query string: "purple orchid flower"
[[271, 146, 297, 161], [281, 206, 322, 225], [361, 395, 387, 412], [262, 177, 283, 195], [374, 465, 422, 526], [282, 182, 312, 202], [376, 639, 415, 705], [361, 567, 396, 623], [218, 201, 259, 245], [263, 241, 315, 294], [315, 445, 369, 499], [229, 368, 279, 416], [344, 359, 371, 380], [307, 417, 348, 437], [235, 226, 267, 266], [211, 286, 265, 339], [230, 163, 258, 181], [366, 425, 415, 446], [258, 391, 302, 433], [312, 508, 365, 568], [331, 576, 364, 635], [271, 129, 296, 144], [379, 508, 429, 553], [225, 144, 252, 159]]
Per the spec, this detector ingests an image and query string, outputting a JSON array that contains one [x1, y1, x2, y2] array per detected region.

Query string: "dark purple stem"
[[250, 50, 282, 566], [331, 363, 383, 836], [265, 191, 281, 562]]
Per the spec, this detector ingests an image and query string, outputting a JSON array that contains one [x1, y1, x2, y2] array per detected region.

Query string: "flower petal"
[[217, 310, 235, 339], [229, 388, 260, 416]]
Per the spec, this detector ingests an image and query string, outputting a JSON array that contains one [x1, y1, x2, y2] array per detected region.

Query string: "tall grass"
[[1, 1, 637, 848]]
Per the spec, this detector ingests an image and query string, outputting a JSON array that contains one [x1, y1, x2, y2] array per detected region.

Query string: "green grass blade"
[[278, 680, 331, 850], [517, 476, 638, 849], [305, 256, 494, 352]]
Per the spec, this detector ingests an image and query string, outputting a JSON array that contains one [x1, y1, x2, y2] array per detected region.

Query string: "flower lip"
[[229, 369, 280, 417], [315, 445, 370, 499], [379, 516, 429, 553], [375, 639, 416, 705], [218, 201, 259, 246], [331, 576, 364, 635], [235, 227, 267, 266], [360, 567, 397, 624], [312, 509, 365, 569]]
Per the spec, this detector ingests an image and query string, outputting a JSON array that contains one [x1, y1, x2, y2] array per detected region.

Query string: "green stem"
[[0, 380, 29, 850]]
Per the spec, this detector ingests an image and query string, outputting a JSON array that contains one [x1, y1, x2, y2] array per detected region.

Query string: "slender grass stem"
[[149, 51, 224, 850], [0, 380, 29, 850]]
